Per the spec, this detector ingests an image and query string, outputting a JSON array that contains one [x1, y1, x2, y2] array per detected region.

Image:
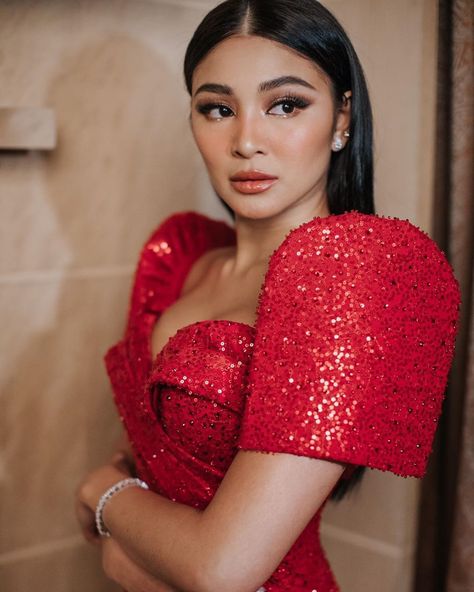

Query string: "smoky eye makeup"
[[267, 93, 312, 111], [196, 101, 233, 114], [193, 90, 313, 119]]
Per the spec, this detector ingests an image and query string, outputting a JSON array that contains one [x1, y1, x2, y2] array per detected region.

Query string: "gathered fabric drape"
[[413, 1, 474, 591]]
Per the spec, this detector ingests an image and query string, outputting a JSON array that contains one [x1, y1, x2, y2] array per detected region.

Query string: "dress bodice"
[[104, 210, 461, 592]]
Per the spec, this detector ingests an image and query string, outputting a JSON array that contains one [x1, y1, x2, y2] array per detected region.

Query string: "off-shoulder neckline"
[[148, 209, 411, 362]]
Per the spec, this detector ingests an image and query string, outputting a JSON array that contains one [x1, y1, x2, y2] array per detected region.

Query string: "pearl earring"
[[332, 136, 343, 151]]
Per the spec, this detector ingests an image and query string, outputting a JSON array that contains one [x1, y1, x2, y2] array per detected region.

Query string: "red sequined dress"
[[104, 210, 460, 592]]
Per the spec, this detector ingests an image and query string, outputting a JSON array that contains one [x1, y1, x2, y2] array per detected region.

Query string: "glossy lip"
[[230, 178, 278, 194], [230, 170, 278, 181]]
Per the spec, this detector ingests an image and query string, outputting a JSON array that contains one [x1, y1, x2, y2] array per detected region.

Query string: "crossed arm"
[[76, 431, 346, 592]]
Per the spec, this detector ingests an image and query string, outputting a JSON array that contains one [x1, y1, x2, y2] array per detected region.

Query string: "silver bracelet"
[[95, 477, 149, 537]]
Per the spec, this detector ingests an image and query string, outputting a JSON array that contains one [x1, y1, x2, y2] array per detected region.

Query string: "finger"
[[111, 456, 136, 477], [82, 526, 101, 546], [74, 500, 101, 544], [111, 451, 126, 464]]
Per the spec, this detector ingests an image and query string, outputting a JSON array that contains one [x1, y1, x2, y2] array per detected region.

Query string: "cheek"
[[276, 122, 331, 165], [192, 122, 227, 170]]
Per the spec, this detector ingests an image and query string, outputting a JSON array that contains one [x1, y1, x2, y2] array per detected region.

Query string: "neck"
[[224, 198, 331, 276]]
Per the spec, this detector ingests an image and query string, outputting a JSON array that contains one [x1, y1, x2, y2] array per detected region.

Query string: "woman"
[[76, 1, 461, 591]]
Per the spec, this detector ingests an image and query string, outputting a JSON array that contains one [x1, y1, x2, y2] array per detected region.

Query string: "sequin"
[[104, 210, 461, 592], [237, 212, 460, 479]]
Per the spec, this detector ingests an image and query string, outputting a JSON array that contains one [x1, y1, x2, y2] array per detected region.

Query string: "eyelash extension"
[[268, 94, 311, 111], [195, 94, 311, 118]]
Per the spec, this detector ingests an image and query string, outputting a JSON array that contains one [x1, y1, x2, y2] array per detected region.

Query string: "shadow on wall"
[[1, 33, 199, 589]]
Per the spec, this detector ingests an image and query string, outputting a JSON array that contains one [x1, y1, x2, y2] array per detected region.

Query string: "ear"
[[333, 90, 352, 139]]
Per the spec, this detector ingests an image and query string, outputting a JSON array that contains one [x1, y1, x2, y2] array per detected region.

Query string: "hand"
[[75, 496, 101, 546], [75, 462, 129, 544], [111, 450, 137, 477], [112, 431, 137, 476], [77, 463, 129, 513]]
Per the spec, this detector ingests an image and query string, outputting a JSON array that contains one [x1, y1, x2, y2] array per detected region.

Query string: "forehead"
[[192, 35, 331, 93]]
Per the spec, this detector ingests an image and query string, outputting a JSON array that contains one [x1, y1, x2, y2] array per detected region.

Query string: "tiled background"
[[0, 0, 438, 590]]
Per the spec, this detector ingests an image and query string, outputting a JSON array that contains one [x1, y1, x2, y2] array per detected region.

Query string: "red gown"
[[104, 210, 461, 592]]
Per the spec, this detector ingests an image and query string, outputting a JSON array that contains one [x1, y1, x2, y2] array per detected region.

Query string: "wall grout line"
[[0, 534, 84, 565], [0, 265, 135, 285], [320, 522, 414, 560]]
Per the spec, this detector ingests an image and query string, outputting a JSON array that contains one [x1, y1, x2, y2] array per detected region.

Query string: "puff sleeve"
[[237, 212, 461, 478]]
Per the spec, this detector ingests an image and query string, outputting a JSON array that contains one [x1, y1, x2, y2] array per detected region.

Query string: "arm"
[[101, 538, 185, 592], [75, 429, 135, 545], [75, 430, 184, 592], [79, 450, 346, 592]]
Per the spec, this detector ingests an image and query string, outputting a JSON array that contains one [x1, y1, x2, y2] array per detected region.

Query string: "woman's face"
[[190, 35, 351, 221]]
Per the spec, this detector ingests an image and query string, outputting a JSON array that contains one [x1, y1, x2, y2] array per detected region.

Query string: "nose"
[[231, 113, 266, 159]]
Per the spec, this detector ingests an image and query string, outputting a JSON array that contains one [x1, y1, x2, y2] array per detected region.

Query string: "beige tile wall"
[[0, 1, 438, 590]]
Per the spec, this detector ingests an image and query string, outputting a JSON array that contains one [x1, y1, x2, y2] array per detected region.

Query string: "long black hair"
[[185, 0, 375, 218], [184, 0, 375, 500]]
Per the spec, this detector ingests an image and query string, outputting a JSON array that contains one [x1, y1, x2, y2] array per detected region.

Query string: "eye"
[[196, 103, 234, 120], [195, 95, 311, 119], [268, 96, 310, 116]]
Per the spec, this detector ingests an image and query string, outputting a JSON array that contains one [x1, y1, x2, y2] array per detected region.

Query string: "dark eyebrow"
[[193, 76, 316, 97]]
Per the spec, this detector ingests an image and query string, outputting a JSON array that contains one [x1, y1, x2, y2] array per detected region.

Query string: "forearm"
[[103, 488, 208, 592], [104, 432, 202, 592], [80, 436, 204, 590], [80, 453, 345, 592], [102, 537, 187, 592]]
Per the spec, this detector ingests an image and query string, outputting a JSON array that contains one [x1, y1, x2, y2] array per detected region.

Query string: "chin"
[[228, 200, 291, 222]]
